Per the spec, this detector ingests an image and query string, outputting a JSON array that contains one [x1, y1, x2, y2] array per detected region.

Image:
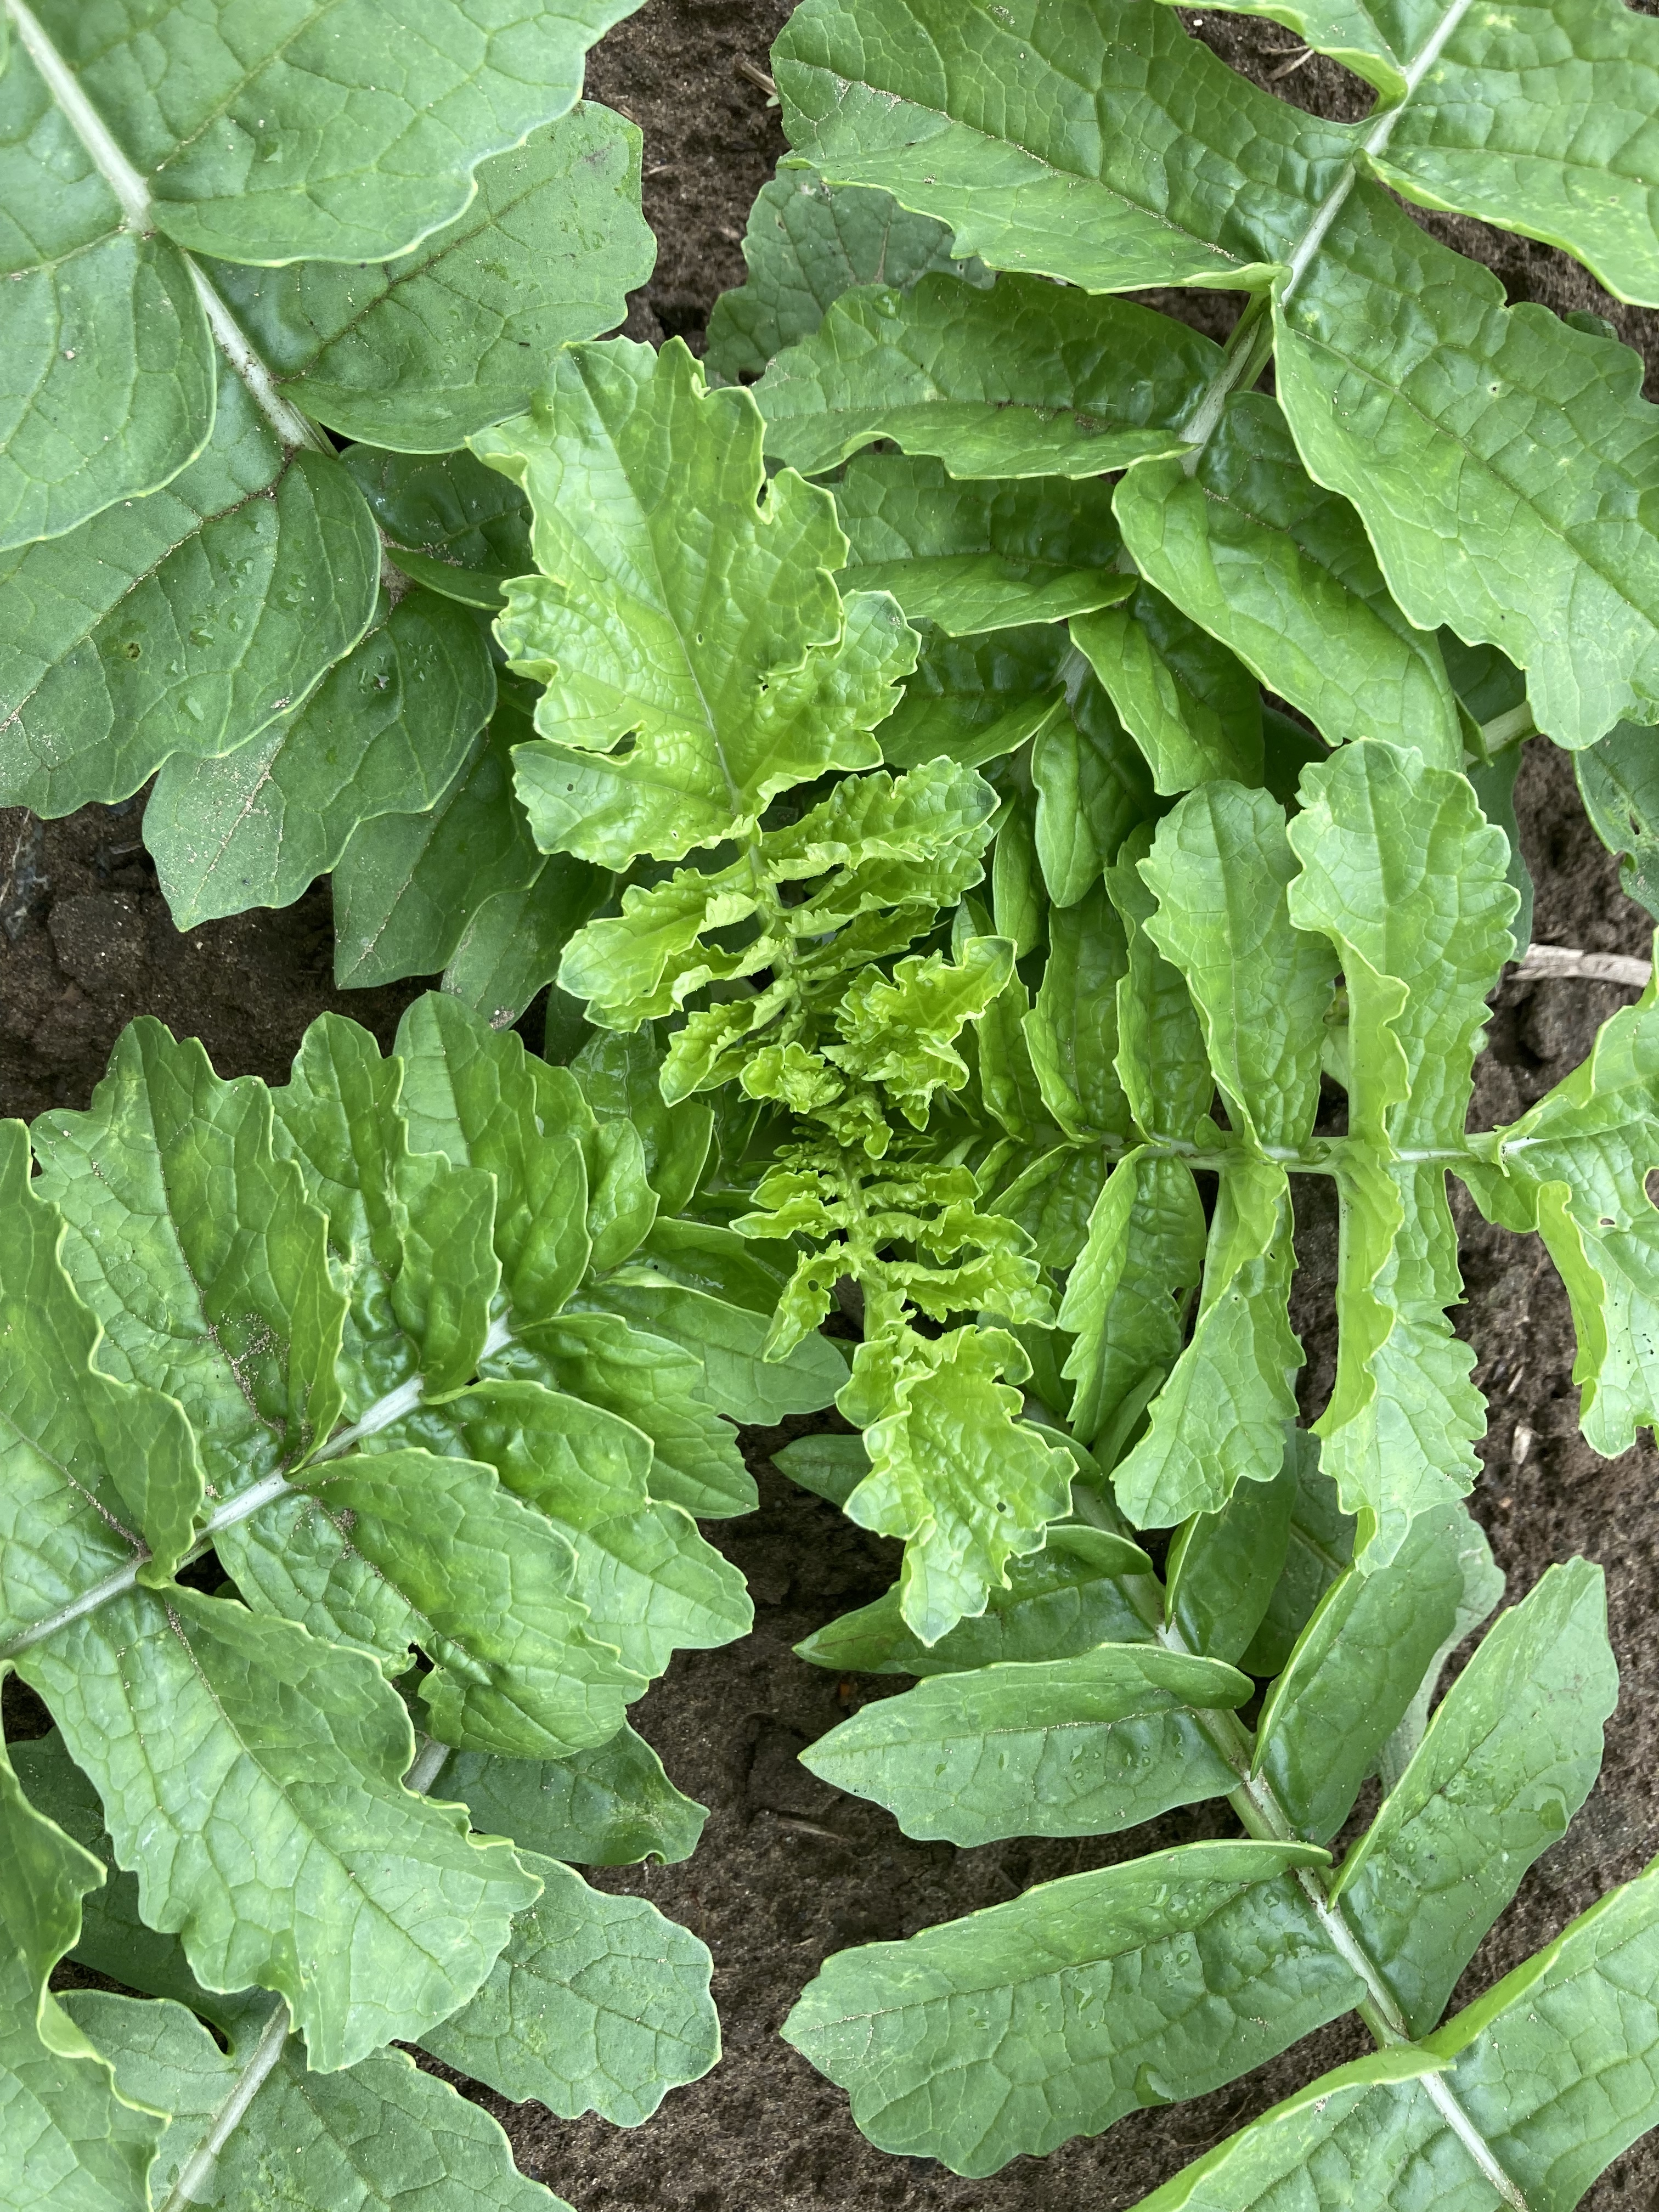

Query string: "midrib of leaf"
[[153, 1734, 457, 2212], [1169, 0, 1478, 465], [2, 0, 332, 456], [1085, 1497, 1533, 2207], [156, 1994, 292, 2212], [0, 1316, 512, 1661], [1279, 0, 1479, 297]]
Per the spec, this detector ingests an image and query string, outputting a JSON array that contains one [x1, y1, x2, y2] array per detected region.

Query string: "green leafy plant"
[[590, 0, 1659, 2187], [783, 1449, 1654, 2204], [9, 0, 1659, 2202], [0, 991, 842, 2204], [758, 0, 1659, 747], [474, 312, 1659, 2192], [761, 747, 1659, 2191], [0, 0, 652, 1014]]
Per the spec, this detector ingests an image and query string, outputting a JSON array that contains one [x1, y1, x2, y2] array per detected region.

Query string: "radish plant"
[[6, 0, 1659, 2204], [0, 990, 843, 2204], [0, 0, 651, 1012]]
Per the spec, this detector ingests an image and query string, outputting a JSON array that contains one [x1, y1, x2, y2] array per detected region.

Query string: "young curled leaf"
[[474, 339, 917, 866], [827, 936, 1014, 1126], [843, 1324, 1076, 1646]]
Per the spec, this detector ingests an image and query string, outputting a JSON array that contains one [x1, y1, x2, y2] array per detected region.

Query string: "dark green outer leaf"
[[390, 991, 599, 1315], [0, 19, 217, 552], [1254, 1503, 1467, 1844], [0, 366, 380, 816], [1466, 741, 1535, 958], [753, 274, 1220, 479], [1239, 1437, 1354, 1677], [1109, 1160, 1303, 1528], [1071, 584, 1263, 796], [343, 446, 533, 608], [777, 0, 1659, 752], [627, 1220, 789, 1315], [12, 1728, 263, 2041], [1060, 1149, 1207, 1450], [1459, 978, 1659, 1456], [708, 164, 987, 385], [30, 0, 640, 266], [1108, 823, 1214, 1147], [206, 107, 654, 454], [782, 1840, 1358, 2176], [1114, 393, 1462, 765], [1332, 1559, 1616, 2037], [800, 1643, 1249, 1844], [1370, 0, 1659, 310], [1141, 781, 1335, 1150], [292, 1444, 647, 1760], [440, 854, 611, 1028], [417, 1849, 718, 2123], [17, 1584, 541, 2073], [0, 1734, 165, 2210], [1277, 184, 1659, 750], [577, 1277, 846, 1425], [1575, 718, 1659, 923], [0, 1119, 203, 1601], [401, 1377, 754, 1684], [877, 623, 1069, 771], [572, 1047, 715, 1219], [1026, 881, 1136, 1140], [1137, 1862, 1659, 2212], [145, 586, 495, 930], [67, 1992, 576, 2212], [489, 1322, 757, 1520], [330, 712, 546, 992], [835, 451, 1129, 635], [31, 1019, 345, 1499], [774, 1432, 868, 1509], [1166, 1440, 1297, 1664], [1034, 678, 1158, 909], [774, 0, 1357, 293], [442, 1729, 707, 1867]]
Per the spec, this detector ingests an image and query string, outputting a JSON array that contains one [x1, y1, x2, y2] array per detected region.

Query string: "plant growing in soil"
[[0, 989, 844, 2203], [0, 0, 653, 1014], [769, 758, 1659, 2188], [8, 0, 1659, 2205]]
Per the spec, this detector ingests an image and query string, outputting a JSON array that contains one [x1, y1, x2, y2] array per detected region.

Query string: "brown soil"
[[5, 5, 1658, 2208]]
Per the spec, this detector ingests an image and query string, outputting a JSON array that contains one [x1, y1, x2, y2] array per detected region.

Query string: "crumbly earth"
[[4, 3, 1658, 2206]]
